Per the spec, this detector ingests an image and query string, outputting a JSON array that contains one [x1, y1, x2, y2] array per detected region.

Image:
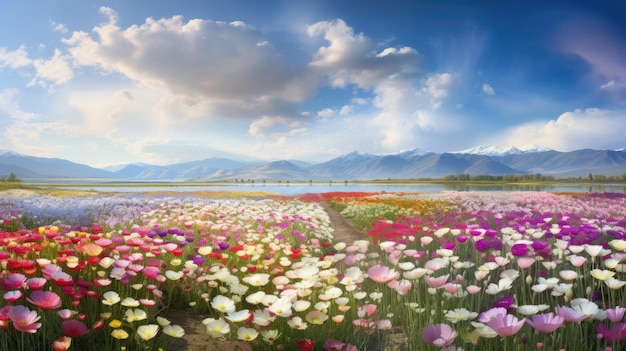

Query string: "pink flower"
[[62, 319, 90, 337], [26, 277, 47, 290], [367, 264, 400, 283], [27, 291, 62, 310], [51, 271, 74, 287], [606, 306, 626, 323], [525, 313, 564, 333], [323, 338, 358, 351], [424, 274, 450, 288], [479, 308, 525, 337], [8, 305, 42, 333], [422, 323, 457, 348], [2, 273, 26, 290], [142, 266, 161, 280]]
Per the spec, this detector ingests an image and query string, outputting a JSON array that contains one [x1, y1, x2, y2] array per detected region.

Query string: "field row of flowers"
[[1, 190, 626, 351]]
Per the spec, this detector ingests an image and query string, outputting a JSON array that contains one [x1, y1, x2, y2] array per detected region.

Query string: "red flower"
[[296, 339, 314, 351], [62, 319, 89, 337]]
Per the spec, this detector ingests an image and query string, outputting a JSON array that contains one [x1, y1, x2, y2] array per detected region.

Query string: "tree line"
[[442, 172, 626, 182]]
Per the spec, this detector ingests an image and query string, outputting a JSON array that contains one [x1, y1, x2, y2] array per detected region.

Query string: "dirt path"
[[163, 201, 369, 351]]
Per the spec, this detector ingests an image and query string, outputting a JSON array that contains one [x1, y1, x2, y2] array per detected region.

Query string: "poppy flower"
[[297, 339, 315, 351], [62, 319, 89, 337]]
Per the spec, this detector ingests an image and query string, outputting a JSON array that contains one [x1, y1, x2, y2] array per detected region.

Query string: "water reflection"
[[49, 182, 626, 195]]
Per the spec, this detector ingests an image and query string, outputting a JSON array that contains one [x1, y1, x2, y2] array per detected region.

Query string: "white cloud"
[[50, 20, 68, 33], [0, 89, 40, 121], [248, 115, 305, 138], [307, 19, 420, 89], [0, 45, 31, 68], [482, 83, 495, 95], [500, 108, 626, 151], [317, 108, 335, 118], [62, 8, 298, 102], [29, 49, 73, 87]]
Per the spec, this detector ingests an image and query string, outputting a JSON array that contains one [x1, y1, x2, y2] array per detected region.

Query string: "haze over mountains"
[[1, 145, 626, 182]]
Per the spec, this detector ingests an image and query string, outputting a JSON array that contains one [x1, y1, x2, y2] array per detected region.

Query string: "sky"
[[1, 1, 625, 167]]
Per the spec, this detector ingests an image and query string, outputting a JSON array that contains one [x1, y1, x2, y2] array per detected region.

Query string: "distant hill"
[[2, 146, 625, 181]]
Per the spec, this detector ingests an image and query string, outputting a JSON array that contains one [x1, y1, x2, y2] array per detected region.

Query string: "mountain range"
[[1, 145, 626, 182]]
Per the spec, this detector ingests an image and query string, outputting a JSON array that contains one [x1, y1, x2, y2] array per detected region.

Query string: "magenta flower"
[[422, 323, 457, 348], [367, 264, 400, 283], [597, 323, 626, 343], [62, 319, 90, 337], [525, 313, 564, 333], [8, 305, 42, 333], [27, 291, 62, 310]]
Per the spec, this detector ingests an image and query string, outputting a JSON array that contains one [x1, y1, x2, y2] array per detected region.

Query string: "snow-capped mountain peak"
[[339, 150, 376, 160], [392, 148, 430, 158], [517, 144, 553, 153], [454, 144, 552, 156]]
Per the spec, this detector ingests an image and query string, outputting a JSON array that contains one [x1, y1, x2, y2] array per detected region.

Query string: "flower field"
[[1, 190, 626, 351]]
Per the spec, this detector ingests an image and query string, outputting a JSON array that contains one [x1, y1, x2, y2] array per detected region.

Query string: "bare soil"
[[162, 201, 369, 351]]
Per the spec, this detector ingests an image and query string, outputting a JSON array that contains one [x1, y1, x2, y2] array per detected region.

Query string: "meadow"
[[0, 189, 625, 350]]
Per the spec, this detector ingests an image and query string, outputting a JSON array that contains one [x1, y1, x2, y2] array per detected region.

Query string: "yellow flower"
[[111, 329, 129, 339], [590, 269, 615, 281], [109, 319, 122, 328], [609, 239, 626, 252]]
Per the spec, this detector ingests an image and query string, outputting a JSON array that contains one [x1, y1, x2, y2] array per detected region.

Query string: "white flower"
[[237, 327, 259, 341], [163, 324, 185, 338], [137, 324, 159, 341], [102, 291, 120, 305], [206, 319, 230, 338], [211, 295, 236, 313], [517, 304, 550, 316], [445, 308, 478, 323]]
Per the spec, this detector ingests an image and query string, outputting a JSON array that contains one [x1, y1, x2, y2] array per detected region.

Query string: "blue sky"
[[1, 1, 625, 167]]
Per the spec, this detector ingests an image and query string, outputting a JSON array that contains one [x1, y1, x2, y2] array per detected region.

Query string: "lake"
[[45, 182, 626, 195]]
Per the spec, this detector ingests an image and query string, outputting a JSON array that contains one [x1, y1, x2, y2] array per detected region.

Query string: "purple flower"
[[510, 243, 528, 257]]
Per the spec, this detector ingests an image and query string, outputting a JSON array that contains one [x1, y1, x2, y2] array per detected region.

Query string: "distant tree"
[[589, 173, 593, 181], [7, 172, 18, 182]]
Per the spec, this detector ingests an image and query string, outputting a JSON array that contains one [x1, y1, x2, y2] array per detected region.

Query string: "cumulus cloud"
[[307, 19, 420, 89], [500, 108, 626, 151], [62, 8, 297, 101], [482, 83, 495, 95]]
